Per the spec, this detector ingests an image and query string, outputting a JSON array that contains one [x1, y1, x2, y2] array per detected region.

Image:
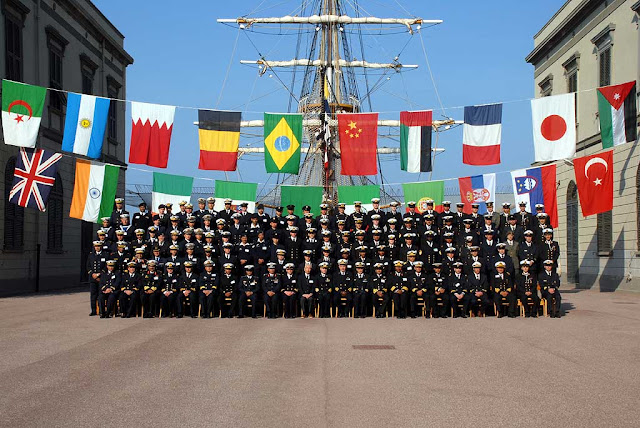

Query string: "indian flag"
[[2, 80, 47, 148], [70, 159, 120, 223], [152, 172, 193, 212], [337, 184, 380, 214], [598, 81, 637, 149], [213, 180, 258, 212]]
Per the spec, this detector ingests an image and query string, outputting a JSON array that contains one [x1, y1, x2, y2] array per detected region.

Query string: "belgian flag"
[[198, 110, 241, 171]]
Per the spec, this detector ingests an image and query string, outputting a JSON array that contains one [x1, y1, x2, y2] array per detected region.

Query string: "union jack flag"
[[9, 148, 62, 211]]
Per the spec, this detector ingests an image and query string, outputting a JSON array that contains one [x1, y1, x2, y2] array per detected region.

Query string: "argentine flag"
[[62, 93, 110, 159]]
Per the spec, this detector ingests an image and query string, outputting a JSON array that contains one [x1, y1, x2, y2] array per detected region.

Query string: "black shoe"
[[237, 315, 245, 318], [252, 315, 257, 319], [411, 315, 417, 319], [554, 313, 561, 318], [453, 314, 459, 318], [461, 314, 468, 319], [177, 314, 183, 318], [89, 312, 97, 316], [509, 314, 516, 318], [99, 314, 106, 318], [497, 314, 503, 318]]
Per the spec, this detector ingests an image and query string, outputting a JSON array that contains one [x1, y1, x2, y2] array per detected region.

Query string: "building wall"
[[0, 0, 132, 296], [527, 0, 640, 291]]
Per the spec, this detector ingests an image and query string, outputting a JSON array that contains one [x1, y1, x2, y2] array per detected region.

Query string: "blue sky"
[[94, 0, 565, 197]]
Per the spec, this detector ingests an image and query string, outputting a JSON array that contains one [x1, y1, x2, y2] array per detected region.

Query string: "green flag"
[[152, 172, 194, 211], [264, 113, 302, 174], [214, 180, 258, 212], [337, 185, 381, 214], [402, 181, 445, 213], [2, 80, 47, 148], [281, 185, 323, 217]]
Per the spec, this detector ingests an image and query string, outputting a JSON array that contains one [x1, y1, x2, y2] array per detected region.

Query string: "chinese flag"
[[573, 150, 613, 217], [338, 113, 378, 175]]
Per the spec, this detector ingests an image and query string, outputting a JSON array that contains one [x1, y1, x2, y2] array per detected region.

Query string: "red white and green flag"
[[2, 80, 47, 148], [402, 180, 445, 213], [597, 81, 637, 149]]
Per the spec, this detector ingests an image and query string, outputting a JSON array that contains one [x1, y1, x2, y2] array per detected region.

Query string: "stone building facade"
[[526, 0, 640, 291], [0, 0, 133, 295]]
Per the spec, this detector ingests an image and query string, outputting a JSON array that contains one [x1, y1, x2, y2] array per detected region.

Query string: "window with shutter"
[[47, 173, 64, 252], [637, 165, 640, 250], [4, 157, 25, 250], [4, 13, 23, 81], [597, 210, 613, 255], [599, 47, 611, 87]]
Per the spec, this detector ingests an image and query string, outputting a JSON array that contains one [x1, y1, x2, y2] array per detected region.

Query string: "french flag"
[[463, 104, 502, 165], [458, 173, 496, 214], [510, 164, 558, 228]]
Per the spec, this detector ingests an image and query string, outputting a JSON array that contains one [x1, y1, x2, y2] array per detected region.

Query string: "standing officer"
[[371, 262, 389, 318], [132, 202, 152, 231], [177, 261, 199, 318], [408, 261, 429, 318], [87, 240, 107, 316], [315, 262, 333, 318], [492, 261, 516, 318], [119, 261, 141, 318], [298, 264, 316, 318], [98, 260, 121, 318], [262, 262, 281, 319], [389, 260, 409, 319], [237, 265, 259, 318], [110, 197, 128, 227], [538, 229, 560, 273], [539, 260, 562, 318], [199, 260, 219, 318], [468, 261, 490, 316], [218, 263, 238, 318]]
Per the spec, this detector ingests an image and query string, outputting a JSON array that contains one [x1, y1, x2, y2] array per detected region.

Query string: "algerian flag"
[[152, 172, 193, 212], [280, 185, 324, 217], [338, 185, 380, 214], [598, 81, 637, 149], [69, 159, 120, 223], [2, 80, 47, 148], [214, 180, 258, 212]]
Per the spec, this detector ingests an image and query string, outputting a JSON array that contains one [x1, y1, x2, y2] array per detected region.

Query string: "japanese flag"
[[531, 93, 576, 162]]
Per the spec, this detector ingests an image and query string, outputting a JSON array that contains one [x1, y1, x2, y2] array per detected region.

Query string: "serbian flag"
[[198, 110, 241, 171], [458, 173, 496, 214], [338, 113, 378, 175], [463, 104, 502, 165], [129, 102, 176, 168], [400, 110, 432, 172], [511, 165, 558, 228]]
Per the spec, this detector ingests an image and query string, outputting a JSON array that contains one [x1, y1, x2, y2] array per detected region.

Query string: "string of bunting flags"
[[1, 79, 636, 221]]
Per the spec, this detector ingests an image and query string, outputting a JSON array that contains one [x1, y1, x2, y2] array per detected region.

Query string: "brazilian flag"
[[264, 113, 302, 174]]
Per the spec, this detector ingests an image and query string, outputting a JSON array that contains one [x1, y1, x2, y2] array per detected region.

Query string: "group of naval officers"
[[86, 196, 562, 320]]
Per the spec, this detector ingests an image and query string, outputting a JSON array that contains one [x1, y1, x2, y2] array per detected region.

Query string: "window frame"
[[106, 76, 122, 145], [46, 172, 64, 253], [3, 156, 25, 251], [3, 11, 24, 81], [597, 210, 613, 256]]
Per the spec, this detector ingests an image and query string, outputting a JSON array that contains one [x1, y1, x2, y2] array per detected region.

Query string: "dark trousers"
[[264, 292, 279, 318], [493, 292, 517, 317], [218, 292, 237, 318], [178, 291, 198, 317], [98, 291, 118, 316], [140, 291, 158, 317], [317, 293, 332, 318], [353, 292, 367, 317], [89, 281, 100, 314], [469, 294, 490, 315], [332, 292, 352, 317], [237, 292, 257, 317], [392, 291, 408, 318], [160, 292, 177, 317], [282, 292, 298, 318], [410, 292, 429, 317], [543, 290, 562, 316], [519, 292, 540, 316], [430, 293, 449, 317], [200, 290, 217, 318], [300, 295, 315, 317], [449, 294, 470, 317], [118, 291, 138, 317], [373, 293, 389, 317]]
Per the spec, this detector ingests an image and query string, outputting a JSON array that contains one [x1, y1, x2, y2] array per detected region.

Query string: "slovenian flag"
[[462, 104, 502, 165], [510, 165, 558, 228], [458, 173, 496, 214], [400, 110, 432, 172], [62, 93, 110, 159]]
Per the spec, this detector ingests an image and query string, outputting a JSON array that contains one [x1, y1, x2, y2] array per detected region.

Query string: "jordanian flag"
[[152, 172, 193, 212], [213, 180, 258, 212], [2, 80, 47, 148], [598, 81, 637, 149], [69, 159, 120, 223], [264, 113, 302, 174], [402, 180, 445, 213], [400, 110, 433, 173], [337, 184, 380, 214]]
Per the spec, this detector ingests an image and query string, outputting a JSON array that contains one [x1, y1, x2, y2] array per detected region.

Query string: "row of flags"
[[3, 79, 636, 175]]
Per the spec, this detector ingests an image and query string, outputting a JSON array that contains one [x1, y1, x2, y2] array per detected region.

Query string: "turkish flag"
[[573, 150, 613, 217], [338, 113, 378, 175]]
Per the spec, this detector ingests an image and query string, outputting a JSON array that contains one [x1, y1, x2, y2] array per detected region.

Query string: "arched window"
[[4, 156, 25, 250], [566, 181, 579, 284], [47, 173, 64, 251]]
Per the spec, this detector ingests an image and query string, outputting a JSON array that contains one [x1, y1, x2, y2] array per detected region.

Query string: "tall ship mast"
[[218, 0, 448, 206]]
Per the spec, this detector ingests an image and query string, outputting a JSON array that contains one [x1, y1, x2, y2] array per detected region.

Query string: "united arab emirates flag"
[[402, 180, 444, 213], [598, 81, 637, 148], [151, 172, 193, 212], [213, 180, 258, 212], [264, 113, 302, 174], [400, 110, 433, 173], [2, 80, 47, 148], [280, 185, 324, 217]]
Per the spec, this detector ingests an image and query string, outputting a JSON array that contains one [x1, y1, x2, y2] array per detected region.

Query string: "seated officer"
[[333, 259, 353, 318], [408, 261, 429, 318], [389, 260, 409, 319], [448, 262, 470, 318], [119, 261, 141, 318], [262, 262, 281, 319], [352, 262, 369, 318], [539, 259, 562, 318], [281, 263, 299, 319], [468, 261, 490, 317], [218, 263, 238, 318], [492, 261, 516, 318], [160, 262, 180, 317], [517, 260, 539, 318], [315, 262, 333, 318], [98, 260, 121, 318], [237, 265, 259, 318], [371, 262, 389, 318], [141, 260, 162, 318], [199, 260, 219, 319], [298, 264, 316, 318], [177, 261, 199, 318], [429, 262, 449, 318]]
